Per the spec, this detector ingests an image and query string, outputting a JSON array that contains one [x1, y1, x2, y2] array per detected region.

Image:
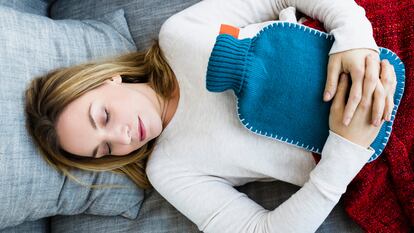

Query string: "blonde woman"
[[25, 0, 397, 232]]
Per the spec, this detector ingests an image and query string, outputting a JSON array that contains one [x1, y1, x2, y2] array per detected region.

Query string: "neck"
[[160, 97, 169, 127], [161, 82, 180, 129]]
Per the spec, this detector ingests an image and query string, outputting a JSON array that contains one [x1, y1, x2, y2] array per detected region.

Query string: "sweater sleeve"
[[147, 131, 374, 233], [159, 0, 378, 57]]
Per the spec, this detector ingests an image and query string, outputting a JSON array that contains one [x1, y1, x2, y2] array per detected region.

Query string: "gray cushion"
[[49, 0, 201, 51], [0, 0, 50, 16], [0, 6, 143, 229], [0, 219, 49, 233]]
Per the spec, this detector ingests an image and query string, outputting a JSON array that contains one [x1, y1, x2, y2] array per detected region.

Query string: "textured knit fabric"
[[303, 1, 414, 232], [206, 22, 405, 162], [147, 0, 380, 232]]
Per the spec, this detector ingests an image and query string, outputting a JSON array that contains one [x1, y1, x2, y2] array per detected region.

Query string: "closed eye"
[[106, 142, 111, 155], [105, 108, 110, 124], [105, 108, 112, 155]]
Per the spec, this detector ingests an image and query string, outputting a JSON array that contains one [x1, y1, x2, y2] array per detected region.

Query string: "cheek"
[[115, 144, 141, 156]]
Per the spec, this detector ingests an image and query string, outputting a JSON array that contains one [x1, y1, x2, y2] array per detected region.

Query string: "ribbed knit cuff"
[[206, 34, 252, 94]]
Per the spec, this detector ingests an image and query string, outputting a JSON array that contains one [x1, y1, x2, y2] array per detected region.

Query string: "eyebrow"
[[89, 103, 99, 158]]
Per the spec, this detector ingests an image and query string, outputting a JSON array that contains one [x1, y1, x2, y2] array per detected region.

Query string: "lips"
[[138, 117, 146, 142]]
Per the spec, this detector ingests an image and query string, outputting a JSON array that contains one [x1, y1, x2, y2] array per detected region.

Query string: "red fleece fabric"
[[306, 1, 414, 232]]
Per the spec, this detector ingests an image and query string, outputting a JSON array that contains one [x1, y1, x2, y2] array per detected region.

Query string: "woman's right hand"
[[329, 61, 396, 148]]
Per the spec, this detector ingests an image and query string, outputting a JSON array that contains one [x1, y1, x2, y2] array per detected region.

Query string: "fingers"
[[328, 50, 392, 127], [324, 56, 341, 101], [372, 80, 385, 126], [332, 73, 349, 110], [343, 63, 364, 126], [380, 59, 397, 121], [362, 54, 381, 126]]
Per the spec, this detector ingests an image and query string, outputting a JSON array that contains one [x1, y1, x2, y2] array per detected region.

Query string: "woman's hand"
[[324, 49, 396, 127], [329, 70, 395, 148]]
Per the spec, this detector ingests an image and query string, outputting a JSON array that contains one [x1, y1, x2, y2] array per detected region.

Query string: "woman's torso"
[[149, 19, 316, 187]]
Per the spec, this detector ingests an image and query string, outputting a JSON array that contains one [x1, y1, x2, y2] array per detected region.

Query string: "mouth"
[[138, 116, 146, 142]]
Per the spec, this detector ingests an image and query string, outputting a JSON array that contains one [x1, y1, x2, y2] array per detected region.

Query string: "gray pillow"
[[49, 0, 200, 51], [0, 6, 143, 229]]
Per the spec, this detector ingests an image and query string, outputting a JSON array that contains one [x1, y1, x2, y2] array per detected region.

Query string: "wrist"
[[329, 130, 374, 152]]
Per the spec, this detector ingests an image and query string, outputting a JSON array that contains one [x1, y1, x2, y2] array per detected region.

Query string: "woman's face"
[[56, 75, 163, 158]]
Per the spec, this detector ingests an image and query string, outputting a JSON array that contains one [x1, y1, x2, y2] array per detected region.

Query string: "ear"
[[107, 75, 122, 84]]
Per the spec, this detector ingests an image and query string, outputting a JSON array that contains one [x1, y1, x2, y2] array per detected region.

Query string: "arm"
[[160, 0, 378, 55], [147, 133, 373, 233]]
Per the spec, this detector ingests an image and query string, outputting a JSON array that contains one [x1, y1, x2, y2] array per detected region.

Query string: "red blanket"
[[305, 1, 414, 232]]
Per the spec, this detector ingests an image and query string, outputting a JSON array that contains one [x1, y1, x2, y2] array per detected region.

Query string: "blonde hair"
[[24, 40, 176, 189]]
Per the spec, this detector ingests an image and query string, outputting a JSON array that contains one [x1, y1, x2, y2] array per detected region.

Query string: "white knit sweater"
[[147, 0, 377, 232]]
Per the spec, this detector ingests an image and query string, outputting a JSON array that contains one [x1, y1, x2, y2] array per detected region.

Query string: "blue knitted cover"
[[206, 22, 405, 162]]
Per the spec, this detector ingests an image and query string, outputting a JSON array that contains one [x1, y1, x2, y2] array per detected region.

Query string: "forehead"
[[59, 81, 113, 118]]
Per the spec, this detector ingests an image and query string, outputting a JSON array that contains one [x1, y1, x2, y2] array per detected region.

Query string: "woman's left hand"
[[323, 48, 396, 127]]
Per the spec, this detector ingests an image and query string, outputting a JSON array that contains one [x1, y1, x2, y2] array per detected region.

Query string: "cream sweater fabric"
[[147, 0, 378, 232]]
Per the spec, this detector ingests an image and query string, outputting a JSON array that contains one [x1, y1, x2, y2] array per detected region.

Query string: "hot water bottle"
[[206, 22, 405, 162]]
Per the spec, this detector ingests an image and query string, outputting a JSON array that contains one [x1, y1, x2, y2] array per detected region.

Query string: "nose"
[[106, 124, 131, 145]]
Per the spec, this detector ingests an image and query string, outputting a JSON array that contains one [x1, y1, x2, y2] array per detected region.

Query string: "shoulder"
[[158, 10, 192, 53], [146, 146, 194, 187], [158, 9, 220, 62], [146, 147, 171, 182], [157, 16, 193, 70]]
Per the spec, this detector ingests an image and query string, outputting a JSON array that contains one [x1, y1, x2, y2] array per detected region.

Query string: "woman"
[[25, 0, 397, 232]]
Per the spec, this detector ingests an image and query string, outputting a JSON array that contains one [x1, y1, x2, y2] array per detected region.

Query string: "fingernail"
[[343, 117, 350, 126], [387, 113, 392, 121], [324, 91, 331, 101]]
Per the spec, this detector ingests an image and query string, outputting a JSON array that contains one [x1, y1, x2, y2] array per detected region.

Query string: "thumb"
[[325, 56, 342, 101], [332, 73, 350, 107]]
